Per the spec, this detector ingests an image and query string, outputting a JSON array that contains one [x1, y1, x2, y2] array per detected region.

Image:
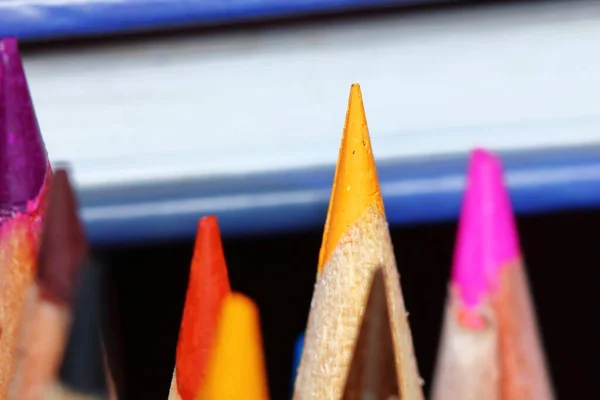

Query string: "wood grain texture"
[[431, 290, 500, 400], [8, 286, 70, 400], [293, 208, 423, 400], [168, 372, 182, 400], [494, 261, 554, 400], [341, 268, 400, 400], [0, 175, 48, 399]]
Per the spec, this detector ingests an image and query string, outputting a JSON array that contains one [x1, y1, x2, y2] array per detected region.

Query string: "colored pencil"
[[292, 84, 423, 400], [9, 169, 87, 400], [100, 269, 124, 400], [341, 268, 400, 400], [195, 293, 269, 400], [0, 37, 51, 397], [168, 216, 231, 400], [45, 258, 109, 400], [431, 148, 554, 400], [101, 341, 118, 400]]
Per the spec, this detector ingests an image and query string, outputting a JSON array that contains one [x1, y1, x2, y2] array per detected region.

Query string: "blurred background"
[[4, 0, 599, 398]]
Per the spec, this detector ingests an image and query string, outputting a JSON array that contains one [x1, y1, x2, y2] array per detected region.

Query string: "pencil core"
[[0, 38, 47, 211], [195, 293, 269, 400], [317, 84, 384, 272], [452, 148, 520, 309]]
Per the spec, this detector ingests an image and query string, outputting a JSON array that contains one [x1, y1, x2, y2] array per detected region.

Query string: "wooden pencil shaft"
[[342, 269, 400, 400], [432, 261, 555, 400], [44, 383, 106, 400], [168, 372, 182, 400], [0, 221, 44, 398], [431, 291, 500, 400], [8, 286, 70, 400], [494, 261, 554, 400]]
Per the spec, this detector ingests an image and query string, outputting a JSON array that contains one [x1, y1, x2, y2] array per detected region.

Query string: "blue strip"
[[80, 145, 600, 245], [291, 333, 305, 393], [0, 0, 442, 40]]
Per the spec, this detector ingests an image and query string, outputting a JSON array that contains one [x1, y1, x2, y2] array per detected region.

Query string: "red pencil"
[[168, 216, 231, 400]]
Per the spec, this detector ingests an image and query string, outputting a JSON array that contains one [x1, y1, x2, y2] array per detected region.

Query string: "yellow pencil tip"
[[317, 84, 384, 273], [195, 293, 269, 400]]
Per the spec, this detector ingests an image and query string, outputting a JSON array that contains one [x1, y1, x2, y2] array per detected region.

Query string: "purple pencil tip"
[[0, 37, 48, 212], [452, 148, 520, 310]]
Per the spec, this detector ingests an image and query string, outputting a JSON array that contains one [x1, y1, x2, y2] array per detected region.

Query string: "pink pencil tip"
[[452, 148, 520, 309]]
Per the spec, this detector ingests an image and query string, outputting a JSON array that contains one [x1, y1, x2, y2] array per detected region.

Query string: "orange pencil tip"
[[317, 84, 384, 272], [175, 215, 231, 400], [196, 293, 269, 400]]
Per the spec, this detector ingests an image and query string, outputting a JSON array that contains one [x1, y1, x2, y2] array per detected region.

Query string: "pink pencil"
[[431, 148, 554, 400]]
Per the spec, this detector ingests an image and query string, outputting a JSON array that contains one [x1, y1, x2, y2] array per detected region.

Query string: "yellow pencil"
[[195, 293, 269, 400], [292, 84, 423, 400]]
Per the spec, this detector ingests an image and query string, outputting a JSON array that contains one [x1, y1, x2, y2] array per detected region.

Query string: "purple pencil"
[[0, 37, 51, 396]]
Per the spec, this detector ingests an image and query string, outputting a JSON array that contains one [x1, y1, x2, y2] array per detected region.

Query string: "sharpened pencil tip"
[[196, 293, 269, 400], [0, 37, 47, 211], [452, 148, 520, 309], [58, 259, 108, 396], [176, 216, 231, 400], [318, 84, 384, 272], [341, 268, 400, 400], [36, 168, 88, 305]]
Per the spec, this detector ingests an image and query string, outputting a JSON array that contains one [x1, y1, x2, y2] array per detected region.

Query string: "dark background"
[[100, 207, 599, 399]]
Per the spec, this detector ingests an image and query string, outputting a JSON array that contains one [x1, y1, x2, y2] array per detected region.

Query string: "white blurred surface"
[[21, 0, 600, 189]]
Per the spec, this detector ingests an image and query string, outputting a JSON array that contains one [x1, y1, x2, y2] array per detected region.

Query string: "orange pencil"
[[431, 149, 554, 400], [293, 84, 423, 400], [168, 216, 231, 400], [195, 293, 269, 400]]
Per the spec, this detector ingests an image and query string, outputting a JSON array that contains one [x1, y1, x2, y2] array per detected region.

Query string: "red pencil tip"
[[452, 148, 520, 310], [0, 38, 48, 212], [36, 169, 88, 305], [176, 216, 231, 400]]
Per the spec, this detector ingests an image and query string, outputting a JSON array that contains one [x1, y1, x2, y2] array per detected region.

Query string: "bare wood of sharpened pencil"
[[44, 385, 105, 400], [341, 268, 400, 400], [101, 340, 118, 400], [433, 262, 554, 400], [494, 261, 554, 400], [9, 169, 88, 400], [431, 290, 500, 400]]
